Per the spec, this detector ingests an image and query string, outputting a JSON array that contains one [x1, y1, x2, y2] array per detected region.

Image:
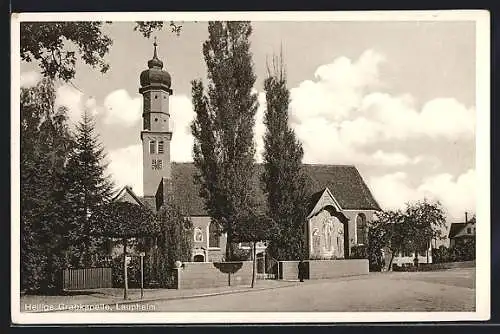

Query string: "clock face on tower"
[[152, 159, 163, 170]]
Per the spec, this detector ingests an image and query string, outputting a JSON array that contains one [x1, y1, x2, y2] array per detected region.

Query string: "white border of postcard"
[[11, 10, 490, 324]]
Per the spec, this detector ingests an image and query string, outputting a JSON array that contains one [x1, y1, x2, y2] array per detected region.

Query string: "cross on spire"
[[153, 36, 158, 59]]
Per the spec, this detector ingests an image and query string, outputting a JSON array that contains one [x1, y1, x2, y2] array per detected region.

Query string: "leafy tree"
[[191, 21, 258, 261], [20, 78, 74, 293], [134, 21, 183, 37], [90, 201, 159, 299], [21, 22, 113, 81], [156, 204, 193, 287], [374, 199, 447, 270], [63, 110, 115, 267], [20, 21, 183, 82], [261, 55, 308, 261], [233, 214, 276, 287]]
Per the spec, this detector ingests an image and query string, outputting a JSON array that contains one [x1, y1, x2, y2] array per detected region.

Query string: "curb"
[[114, 282, 298, 306]]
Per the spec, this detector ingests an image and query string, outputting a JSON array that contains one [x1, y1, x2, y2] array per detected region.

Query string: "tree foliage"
[[63, 110, 115, 267], [20, 78, 74, 293], [191, 21, 258, 260], [20, 21, 184, 82], [156, 204, 193, 281], [21, 22, 113, 81], [371, 199, 447, 270], [134, 21, 183, 38], [261, 55, 309, 261], [90, 202, 159, 238]]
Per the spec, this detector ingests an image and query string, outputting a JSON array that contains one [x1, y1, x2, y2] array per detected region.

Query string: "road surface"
[[143, 268, 475, 312]]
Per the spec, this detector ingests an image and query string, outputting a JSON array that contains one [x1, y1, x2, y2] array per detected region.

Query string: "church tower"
[[139, 39, 172, 203]]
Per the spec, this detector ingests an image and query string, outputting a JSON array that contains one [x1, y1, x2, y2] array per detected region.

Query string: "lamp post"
[[139, 252, 145, 299]]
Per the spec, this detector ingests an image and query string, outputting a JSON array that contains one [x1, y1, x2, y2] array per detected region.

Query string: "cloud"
[[368, 169, 476, 221], [278, 49, 475, 171], [106, 144, 143, 196], [169, 95, 195, 162], [359, 93, 475, 141], [53, 84, 98, 128], [105, 94, 195, 194], [102, 89, 142, 127], [289, 49, 385, 124], [418, 169, 476, 220], [20, 71, 41, 88], [55, 85, 84, 125]]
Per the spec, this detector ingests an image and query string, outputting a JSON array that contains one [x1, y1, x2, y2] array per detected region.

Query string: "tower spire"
[[153, 36, 158, 59], [147, 36, 163, 69]]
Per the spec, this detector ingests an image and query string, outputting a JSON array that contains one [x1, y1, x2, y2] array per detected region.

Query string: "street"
[[133, 268, 475, 312]]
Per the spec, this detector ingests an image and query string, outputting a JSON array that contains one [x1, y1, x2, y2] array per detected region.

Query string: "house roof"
[[113, 186, 146, 207], [167, 163, 380, 216], [448, 223, 467, 239]]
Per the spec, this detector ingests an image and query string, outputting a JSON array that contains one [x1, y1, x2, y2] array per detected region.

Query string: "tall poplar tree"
[[64, 110, 115, 267], [191, 21, 258, 260], [261, 56, 309, 261]]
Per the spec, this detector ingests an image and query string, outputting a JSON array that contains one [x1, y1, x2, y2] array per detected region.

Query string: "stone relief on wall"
[[320, 215, 344, 259], [312, 228, 320, 255]]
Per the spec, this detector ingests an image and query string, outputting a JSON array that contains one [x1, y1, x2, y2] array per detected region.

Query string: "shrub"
[[350, 245, 367, 259]]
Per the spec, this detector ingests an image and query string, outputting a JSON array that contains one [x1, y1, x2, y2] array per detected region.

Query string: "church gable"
[[307, 188, 343, 219]]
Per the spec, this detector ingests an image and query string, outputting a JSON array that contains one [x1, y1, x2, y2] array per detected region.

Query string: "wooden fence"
[[63, 267, 112, 290]]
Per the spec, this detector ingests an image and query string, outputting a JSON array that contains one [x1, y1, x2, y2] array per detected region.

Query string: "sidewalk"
[[20, 279, 298, 313]]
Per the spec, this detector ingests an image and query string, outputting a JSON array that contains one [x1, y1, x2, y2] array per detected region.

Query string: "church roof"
[[167, 163, 381, 216]]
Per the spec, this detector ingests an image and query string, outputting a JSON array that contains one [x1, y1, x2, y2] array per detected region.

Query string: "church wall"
[[173, 261, 253, 289], [189, 216, 226, 262], [342, 210, 377, 256]]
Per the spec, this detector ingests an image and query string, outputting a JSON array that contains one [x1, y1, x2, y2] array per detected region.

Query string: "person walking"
[[298, 260, 304, 282]]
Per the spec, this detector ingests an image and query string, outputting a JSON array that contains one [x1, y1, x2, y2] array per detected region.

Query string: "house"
[[449, 213, 476, 248], [114, 41, 381, 264]]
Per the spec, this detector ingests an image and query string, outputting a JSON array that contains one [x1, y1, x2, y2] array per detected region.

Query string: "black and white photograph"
[[11, 11, 490, 324]]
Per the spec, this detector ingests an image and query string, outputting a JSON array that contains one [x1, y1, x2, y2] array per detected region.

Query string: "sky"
[[19, 20, 477, 224]]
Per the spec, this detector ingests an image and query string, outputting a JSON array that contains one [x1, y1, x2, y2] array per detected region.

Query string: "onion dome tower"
[[139, 38, 173, 202]]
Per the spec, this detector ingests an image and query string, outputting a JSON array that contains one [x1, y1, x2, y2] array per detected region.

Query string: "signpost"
[[139, 252, 145, 299]]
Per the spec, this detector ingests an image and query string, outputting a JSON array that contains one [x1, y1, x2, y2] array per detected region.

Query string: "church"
[[114, 42, 381, 263]]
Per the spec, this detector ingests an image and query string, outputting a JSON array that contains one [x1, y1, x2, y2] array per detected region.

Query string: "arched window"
[[356, 213, 367, 245], [158, 141, 164, 154], [209, 222, 220, 248], [194, 228, 203, 242]]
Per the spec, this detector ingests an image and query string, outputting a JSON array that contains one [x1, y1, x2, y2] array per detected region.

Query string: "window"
[[149, 140, 156, 154], [152, 159, 163, 170], [356, 213, 367, 245], [208, 222, 220, 248], [158, 141, 164, 154], [194, 228, 203, 242], [467, 228, 472, 234]]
